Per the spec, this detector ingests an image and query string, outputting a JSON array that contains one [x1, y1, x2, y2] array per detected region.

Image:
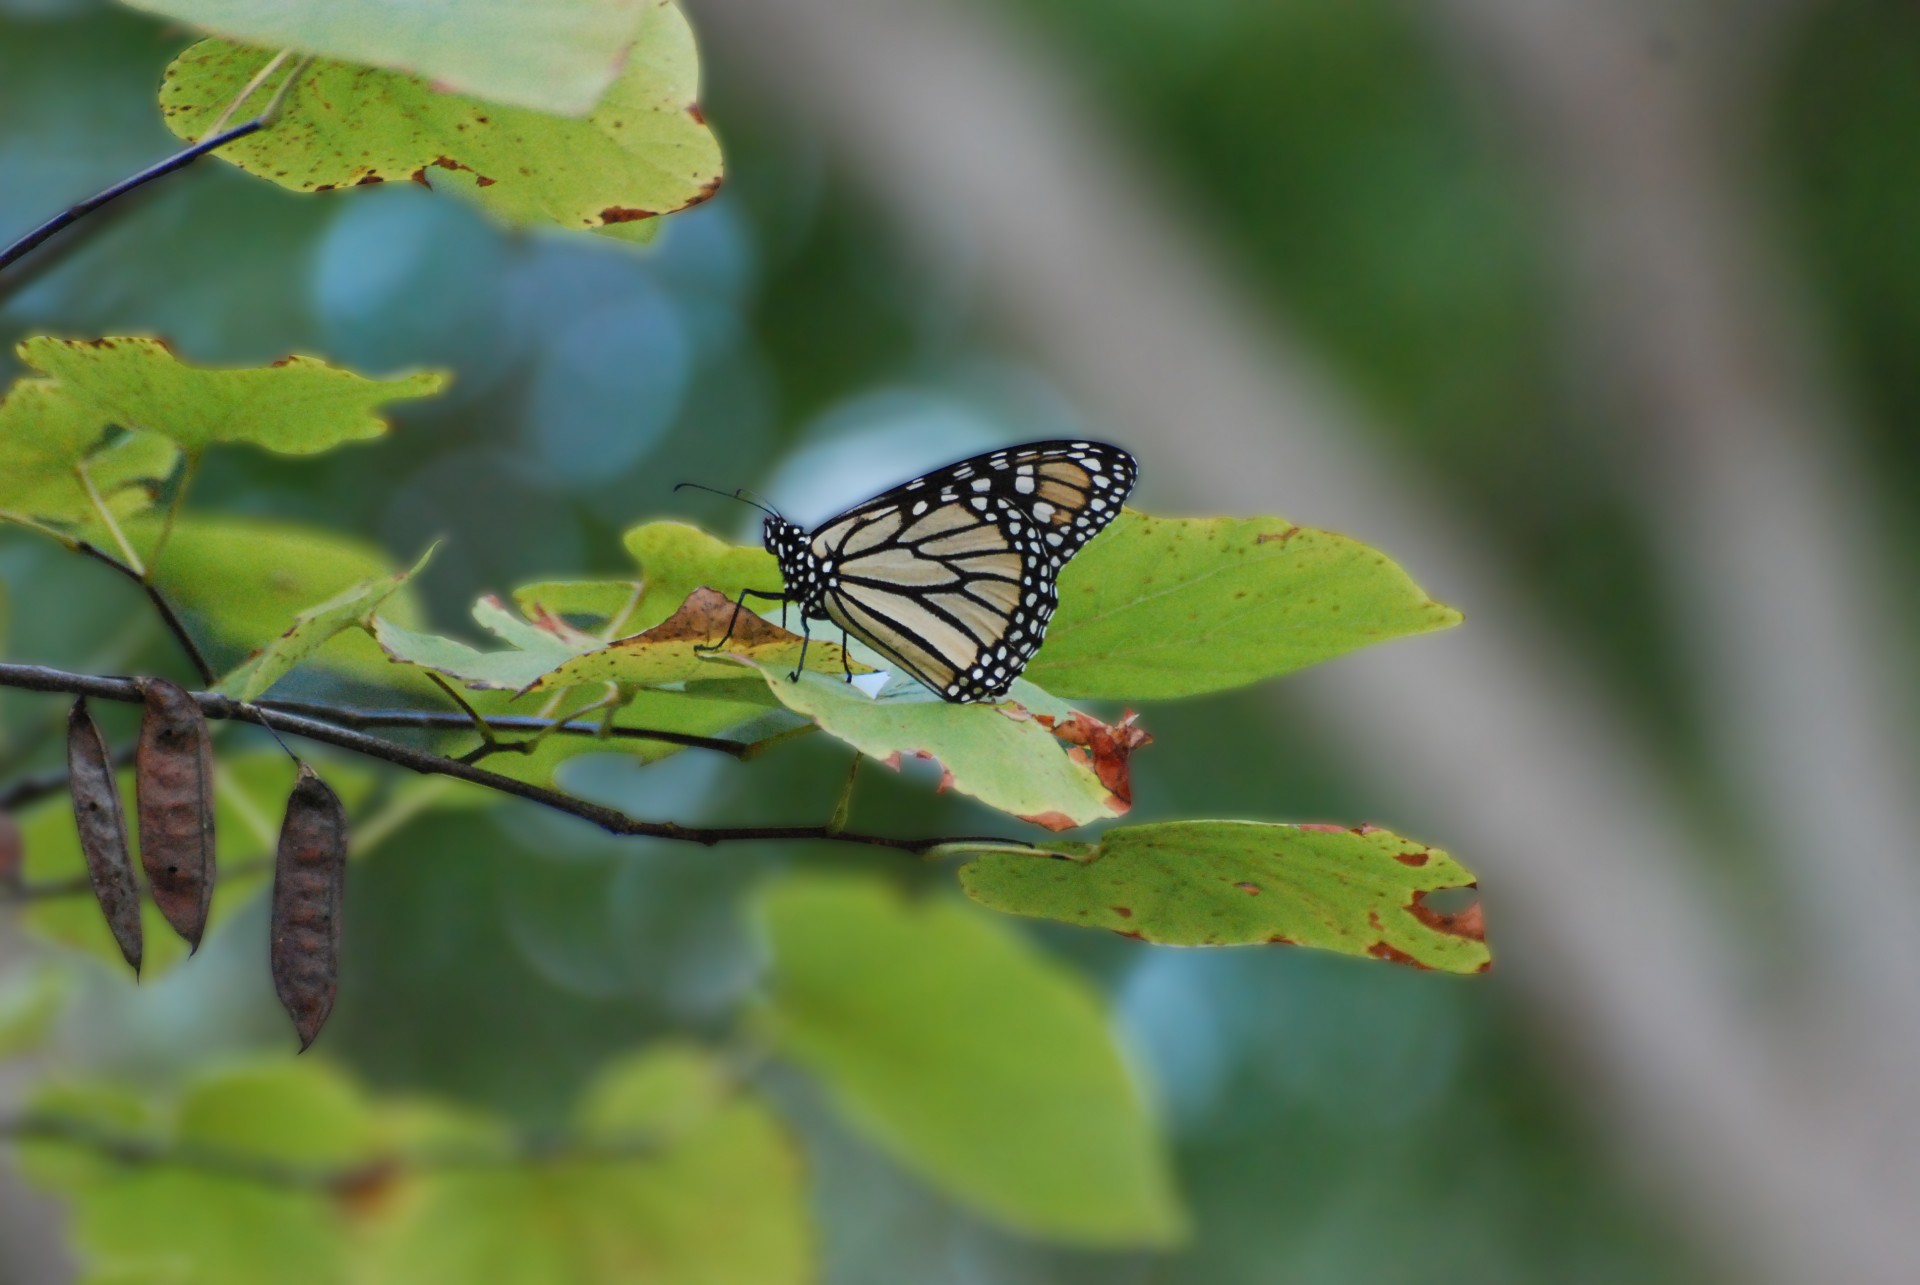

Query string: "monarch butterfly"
[[682, 440, 1137, 703]]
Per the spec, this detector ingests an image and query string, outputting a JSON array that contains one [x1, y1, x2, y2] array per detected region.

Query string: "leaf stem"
[[75, 463, 142, 577], [202, 49, 293, 138], [70, 542, 216, 686]]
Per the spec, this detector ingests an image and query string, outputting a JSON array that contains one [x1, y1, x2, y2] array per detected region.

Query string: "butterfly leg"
[[840, 627, 854, 683], [699, 587, 788, 655], [789, 618, 811, 682]]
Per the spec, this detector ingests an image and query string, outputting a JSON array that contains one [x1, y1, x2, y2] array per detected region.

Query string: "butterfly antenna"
[[673, 481, 780, 518]]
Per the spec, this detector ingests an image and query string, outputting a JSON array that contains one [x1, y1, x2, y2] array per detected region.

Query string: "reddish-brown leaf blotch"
[[271, 765, 348, 1050], [134, 677, 215, 948], [67, 699, 143, 974]]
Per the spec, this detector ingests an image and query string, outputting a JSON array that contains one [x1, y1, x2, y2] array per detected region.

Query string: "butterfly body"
[[755, 440, 1136, 703]]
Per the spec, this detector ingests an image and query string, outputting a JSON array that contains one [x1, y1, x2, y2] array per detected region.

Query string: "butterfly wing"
[[807, 441, 1136, 702]]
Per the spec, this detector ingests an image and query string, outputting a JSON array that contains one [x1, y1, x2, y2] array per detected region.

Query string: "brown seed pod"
[[0, 809, 21, 890], [270, 765, 348, 1050], [67, 700, 143, 975], [134, 677, 215, 949]]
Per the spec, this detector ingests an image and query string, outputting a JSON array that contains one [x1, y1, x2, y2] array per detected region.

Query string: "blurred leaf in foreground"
[[365, 1045, 809, 1284], [121, 0, 662, 116], [758, 876, 1186, 1247]]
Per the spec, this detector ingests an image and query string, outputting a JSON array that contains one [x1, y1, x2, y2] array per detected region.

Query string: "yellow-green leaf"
[[217, 545, 435, 701], [960, 820, 1491, 973], [743, 664, 1124, 830], [0, 377, 178, 537], [154, 514, 431, 690], [18, 336, 445, 456], [758, 877, 1186, 1246], [159, 20, 722, 242], [364, 1046, 809, 1284], [16, 1061, 370, 1285], [373, 595, 606, 691], [620, 521, 780, 630], [1032, 512, 1461, 699]]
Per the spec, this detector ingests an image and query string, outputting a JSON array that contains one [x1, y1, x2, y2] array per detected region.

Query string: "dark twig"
[[0, 662, 1028, 860], [0, 119, 268, 288], [72, 542, 216, 686], [0, 1112, 673, 1192], [253, 701, 761, 757]]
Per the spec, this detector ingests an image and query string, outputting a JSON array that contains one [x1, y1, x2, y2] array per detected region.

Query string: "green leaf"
[[22, 751, 374, 978], [742, 664, 1124, 830], [18, 336, 446, 457], [620, 521, 781, 631], [160, 23, 722, 243], [155, 513, 429, 688], [16, 1061, 371, 1285], [217, 545, 435, 701], [0, 377, 178, 537], [1031, 512, 1461, 699], [174, 1060, 375, 1167], [758, 877, 1185, 1246], [372, 595, 606, 691], [960, 820, 1490, 973], [364, 1046, 809, 1285], [121, 0, 665, 116], [532, 587, 866, 691]]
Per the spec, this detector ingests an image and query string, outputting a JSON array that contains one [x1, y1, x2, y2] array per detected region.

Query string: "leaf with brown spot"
[[158, 7, 721, 243], [65, 701, 141, 975], [742, 664, 1124, 829], [960, 820, 1490, 973], [134, 678, 216, 949], [530, 587, 866, 691], [270, 765, 348, 1050], [1034, 709, 1151, 807]]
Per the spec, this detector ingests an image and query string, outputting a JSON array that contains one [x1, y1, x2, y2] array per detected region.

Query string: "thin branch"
[[0, 662, 1026, 858], [0, 54, 312, 290], [0, 1112, 672, 1193], [0, 703, 769, 821], [253, 700, 761, 757], [0, 119, 269, 285], [76, 463, 143, 576], [72, 542, 215, 686]]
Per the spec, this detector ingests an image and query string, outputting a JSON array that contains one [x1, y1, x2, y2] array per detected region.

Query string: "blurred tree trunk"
[[686, 0, 1920, 1278]]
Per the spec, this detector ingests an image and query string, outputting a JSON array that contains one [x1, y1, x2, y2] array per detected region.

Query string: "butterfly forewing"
[[795, 441, 1135, 702]]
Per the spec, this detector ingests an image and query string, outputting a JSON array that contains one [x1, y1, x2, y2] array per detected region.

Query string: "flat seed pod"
[[0, 809, 20, 889], [134, 677, 215, 948], [270, 765, 348, 1050], [67, 700, 143, 975]]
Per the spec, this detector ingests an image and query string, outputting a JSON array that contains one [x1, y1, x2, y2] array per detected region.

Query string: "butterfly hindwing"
[[787, 441, 1134, 703]]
